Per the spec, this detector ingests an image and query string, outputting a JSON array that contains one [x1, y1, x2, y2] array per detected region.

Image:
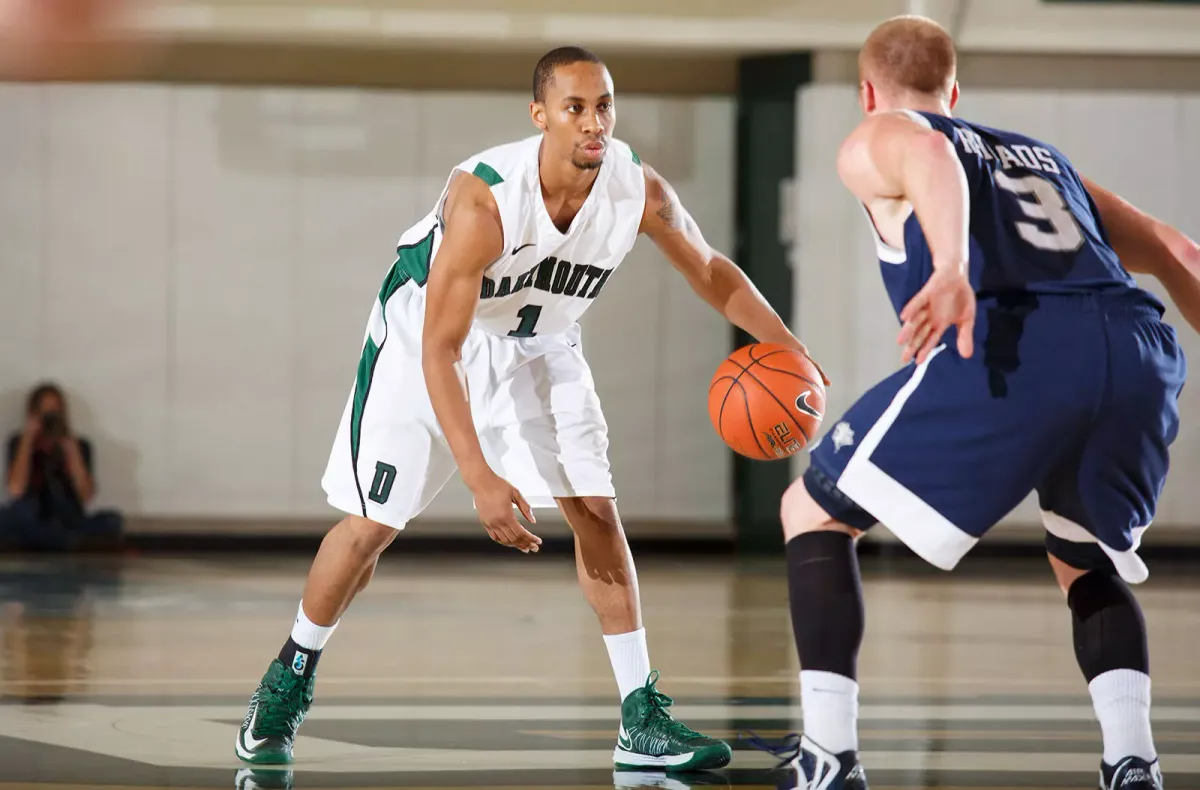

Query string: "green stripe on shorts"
[[349, 225, 436, 512]]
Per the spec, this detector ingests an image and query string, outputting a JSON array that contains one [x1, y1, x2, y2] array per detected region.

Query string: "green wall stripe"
[[733, 53, 812, 555]]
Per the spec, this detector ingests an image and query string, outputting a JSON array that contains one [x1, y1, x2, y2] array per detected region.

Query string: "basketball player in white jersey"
[[235, 46, 824, 773]]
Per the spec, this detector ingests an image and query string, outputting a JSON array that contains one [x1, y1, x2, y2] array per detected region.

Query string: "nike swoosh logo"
[[617, 724, 633, 751], [242, 703, 269, 750], [511, 243, 535, 255], [795, 390, 822, 419]]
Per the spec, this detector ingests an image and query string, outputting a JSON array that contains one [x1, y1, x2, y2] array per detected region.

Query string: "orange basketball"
[[708, 343, 826, 461]]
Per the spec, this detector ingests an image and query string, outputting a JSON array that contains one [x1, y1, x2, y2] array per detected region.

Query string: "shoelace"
[[255, 672, 308, 737], [639, 671, 706, 740], [739, 729, 802, 769]]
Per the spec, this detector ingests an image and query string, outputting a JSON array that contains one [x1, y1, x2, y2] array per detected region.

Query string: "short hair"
[[533, 46, 605, 103], [859, 15, 956, 97]]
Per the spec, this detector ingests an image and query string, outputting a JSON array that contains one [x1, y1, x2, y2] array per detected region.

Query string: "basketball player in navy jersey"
[[775, 15, 1199, 790]]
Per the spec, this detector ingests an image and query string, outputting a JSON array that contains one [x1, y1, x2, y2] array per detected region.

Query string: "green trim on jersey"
[[630, 147, 641, 166], [472, 161, 505, 187], [349, 225, 436, 514]]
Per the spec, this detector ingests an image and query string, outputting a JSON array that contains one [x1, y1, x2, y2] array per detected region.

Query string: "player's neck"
[[537, 143, 601, 199], [887, 94, 952, 117], [904, 101, 951, 117]]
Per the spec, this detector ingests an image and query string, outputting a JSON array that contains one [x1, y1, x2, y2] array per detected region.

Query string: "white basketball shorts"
[[321, 280, 615, 529]]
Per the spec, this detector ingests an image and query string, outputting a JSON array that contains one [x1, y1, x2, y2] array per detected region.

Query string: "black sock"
[[1067, 570, 1149, 682], [786, 531, 864, 679], [279, 637, 322, 679]]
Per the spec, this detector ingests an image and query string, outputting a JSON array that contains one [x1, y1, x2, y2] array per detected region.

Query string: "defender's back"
[[873, 110, 1163, 316]]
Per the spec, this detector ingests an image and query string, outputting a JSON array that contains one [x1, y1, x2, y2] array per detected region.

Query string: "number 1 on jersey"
[[508, 304, 542, 338]]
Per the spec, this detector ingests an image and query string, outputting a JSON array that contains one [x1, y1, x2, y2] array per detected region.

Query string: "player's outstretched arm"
[[422, 171, 540, 553], [639, 164, 829, 384], [1082, 175, 1200, 334], [838, 111, 975, 363]]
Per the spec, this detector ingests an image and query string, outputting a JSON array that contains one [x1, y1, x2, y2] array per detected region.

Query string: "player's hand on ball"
[[898, 266, 976, 364], [796, 342, 831, 387], [773, 336, 831, 387], [473, 472, 541, 553]]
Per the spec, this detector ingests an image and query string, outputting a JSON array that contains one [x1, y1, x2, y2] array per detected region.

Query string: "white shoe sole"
[[614, 746, 698, 769]]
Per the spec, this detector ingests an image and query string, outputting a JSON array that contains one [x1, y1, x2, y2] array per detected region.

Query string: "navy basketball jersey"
[[868, 109, 1162, 316]]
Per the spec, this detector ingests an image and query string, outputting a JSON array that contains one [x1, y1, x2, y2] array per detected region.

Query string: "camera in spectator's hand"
[[41, 411, 65, 439]]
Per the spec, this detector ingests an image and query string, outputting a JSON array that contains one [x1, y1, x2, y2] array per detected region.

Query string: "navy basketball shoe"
[[1101, 757, 1163, 790], [741, 731, 867, 790], [792, 735, 867, 790]]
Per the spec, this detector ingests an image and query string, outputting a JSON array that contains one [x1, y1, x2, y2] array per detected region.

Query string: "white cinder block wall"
[[0, 84, 736, 525], [793, 84, 1200, 538]]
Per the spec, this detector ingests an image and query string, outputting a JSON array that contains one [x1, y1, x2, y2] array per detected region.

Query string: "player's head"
[[857, 15, 959, 115], [530, 46, 614, 171]]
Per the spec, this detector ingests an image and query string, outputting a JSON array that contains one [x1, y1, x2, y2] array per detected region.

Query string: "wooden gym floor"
[[1, 549, 1198, 789]]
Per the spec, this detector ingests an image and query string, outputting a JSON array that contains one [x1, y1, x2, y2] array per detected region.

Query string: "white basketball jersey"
[[388, 134, 647, 338]]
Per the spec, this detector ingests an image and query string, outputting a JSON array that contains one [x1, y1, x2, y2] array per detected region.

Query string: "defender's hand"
[[898, 267, 976, 364], [472, 472, 541, 553]]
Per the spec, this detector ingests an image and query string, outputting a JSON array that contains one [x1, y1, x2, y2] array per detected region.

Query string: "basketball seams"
[[710, 374, 739, 446], [712, 375, 772, 459], [730, 378, 774, 459], [751, 360, 822, 390], [710, 343, 824, 459], [711, 375, 770, 459], [723, 350, 816, 444], [748, 347, 823, 390]]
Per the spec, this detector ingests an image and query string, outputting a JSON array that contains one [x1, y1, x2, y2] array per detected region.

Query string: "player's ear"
[[859, 81, 876, 115], [949, 81, 960, 110], [530, 101, 548, 133]]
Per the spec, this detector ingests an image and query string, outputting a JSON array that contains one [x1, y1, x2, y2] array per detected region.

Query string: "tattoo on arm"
[[656, 188, 685, 230]]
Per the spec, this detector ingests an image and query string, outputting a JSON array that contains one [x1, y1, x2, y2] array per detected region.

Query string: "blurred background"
[[0, 0, 1197, 553], [0, 3, 1198, 787]]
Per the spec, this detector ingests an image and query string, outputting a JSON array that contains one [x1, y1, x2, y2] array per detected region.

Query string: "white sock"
[[1090, 669, 1156, 764], [801, 670, 859, 754], [604, 628, 651, 702], [290, 601, 338, 651]]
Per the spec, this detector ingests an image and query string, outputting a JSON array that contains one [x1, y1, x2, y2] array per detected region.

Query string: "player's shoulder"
[[943, 113, 1067, 156], [606, 137, 645, 171], [604, 137, 649, 199], [454, 135, 542, 190], [913, 111, 1080, 177]]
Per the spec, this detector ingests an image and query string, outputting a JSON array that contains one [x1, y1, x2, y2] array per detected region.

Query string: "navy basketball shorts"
[[804, 294, 1186, 584]]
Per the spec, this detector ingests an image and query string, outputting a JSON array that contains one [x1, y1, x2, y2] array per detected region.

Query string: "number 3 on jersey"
[[508, 304, 542, 338], [995, 171, 1084, 253]]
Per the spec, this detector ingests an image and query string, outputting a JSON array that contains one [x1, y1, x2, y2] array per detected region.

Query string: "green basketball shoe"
[[234, 659, 314, 764], [614, 671, 732, 772]]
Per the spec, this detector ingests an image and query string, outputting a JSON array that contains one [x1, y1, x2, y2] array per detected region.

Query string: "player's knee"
[[781, 476, 855, 543], [1045, 536, 1116, 597], [559, 496, 621, 533], [1047, 552, 1091, 597], [333, 514, 398, 560]]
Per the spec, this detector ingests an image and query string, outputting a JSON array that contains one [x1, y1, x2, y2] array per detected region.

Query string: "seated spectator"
[[0, 383, 123, 553]]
